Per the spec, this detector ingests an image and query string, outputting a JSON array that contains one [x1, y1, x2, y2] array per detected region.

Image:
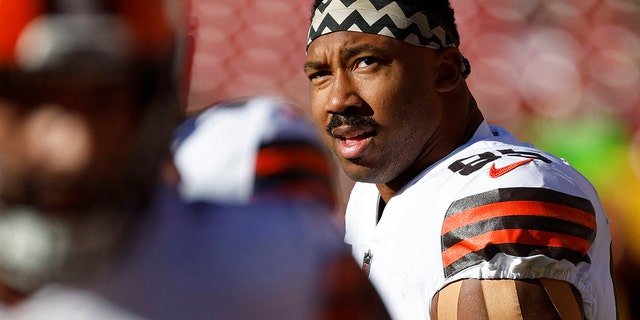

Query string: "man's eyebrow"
[[304, 43, 386, 73], [341, 43, 384, 59], [303, 60, 327, 73]]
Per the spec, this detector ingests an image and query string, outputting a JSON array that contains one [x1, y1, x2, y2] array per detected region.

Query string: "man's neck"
[[376, 97, 484, 204]]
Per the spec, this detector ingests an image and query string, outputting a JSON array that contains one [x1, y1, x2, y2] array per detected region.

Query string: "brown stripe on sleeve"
[[539, 278, 584, 320]]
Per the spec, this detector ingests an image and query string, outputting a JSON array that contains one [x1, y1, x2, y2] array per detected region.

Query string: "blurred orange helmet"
[[0, 0, 42, 67], [0, 0, 195, 111], [0, 0, 195, 102], [0, 0, 188, 69]]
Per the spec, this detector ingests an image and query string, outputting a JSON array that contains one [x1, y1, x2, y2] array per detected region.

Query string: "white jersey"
[[345, 122, 616, 320], [0, 285, 143, 320], [173, 96, 330, 205]]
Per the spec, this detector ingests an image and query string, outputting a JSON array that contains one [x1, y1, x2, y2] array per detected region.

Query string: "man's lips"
[[331, 126, 375, 159]]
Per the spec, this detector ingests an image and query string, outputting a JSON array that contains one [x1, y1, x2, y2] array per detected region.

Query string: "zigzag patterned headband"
[[308, 0, 455, 49], [307, 0, 470, 77]]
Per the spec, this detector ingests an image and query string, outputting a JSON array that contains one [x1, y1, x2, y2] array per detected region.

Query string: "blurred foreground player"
[[0, 0, 388, 319], [0, 0, 183, 309]]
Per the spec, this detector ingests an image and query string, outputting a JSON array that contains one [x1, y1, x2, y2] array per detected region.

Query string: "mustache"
[[326, 114, 378, 136]]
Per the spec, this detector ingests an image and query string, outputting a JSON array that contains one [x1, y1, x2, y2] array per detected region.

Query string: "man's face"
[[0, 69, 151, 293], [0, 72, 141, 213], [305, 31, 447, 186]]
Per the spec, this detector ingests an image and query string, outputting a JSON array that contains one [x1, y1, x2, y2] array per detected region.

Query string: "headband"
[[307, 0, 470, 77], [308, 0, 456, 48]]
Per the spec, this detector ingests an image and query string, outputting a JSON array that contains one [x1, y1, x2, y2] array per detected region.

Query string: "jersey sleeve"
[[441, 186, 596, 278], [437, 139, 615, 319]]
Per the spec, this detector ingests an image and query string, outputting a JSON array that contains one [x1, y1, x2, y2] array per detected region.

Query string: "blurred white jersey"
[[173, 96, 334, 206], [0, 285, 143, 320], [345, 122, 617, 320]]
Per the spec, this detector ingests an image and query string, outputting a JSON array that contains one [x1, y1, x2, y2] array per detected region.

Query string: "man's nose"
[[23, 104, 92, 175], [325, 71, 364, 115]]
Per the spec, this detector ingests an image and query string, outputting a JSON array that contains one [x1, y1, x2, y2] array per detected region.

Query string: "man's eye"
[[308, 71, 329, 81], [355, 57, 378, 69]]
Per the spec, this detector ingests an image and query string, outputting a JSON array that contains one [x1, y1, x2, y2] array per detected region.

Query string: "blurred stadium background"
[[187, 1, 640, 318]]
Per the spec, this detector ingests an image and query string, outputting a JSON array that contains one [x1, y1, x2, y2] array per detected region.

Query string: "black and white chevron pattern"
[[307, 0, 455, 49]]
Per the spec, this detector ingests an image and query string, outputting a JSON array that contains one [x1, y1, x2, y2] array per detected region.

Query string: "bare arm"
[[430, 278, 584, 320]]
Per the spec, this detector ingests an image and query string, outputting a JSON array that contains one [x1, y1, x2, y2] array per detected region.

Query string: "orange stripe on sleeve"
[[442, 229, 593, 267], [442, 201, 596, 235]]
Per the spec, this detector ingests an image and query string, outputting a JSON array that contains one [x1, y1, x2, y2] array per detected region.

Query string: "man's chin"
[[341, 162, 379, 184], [0, 204, 127, 295], [0, 206, 73, 294]]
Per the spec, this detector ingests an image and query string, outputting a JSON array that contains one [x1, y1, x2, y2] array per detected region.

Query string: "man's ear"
[[435, 48, 462, 93]]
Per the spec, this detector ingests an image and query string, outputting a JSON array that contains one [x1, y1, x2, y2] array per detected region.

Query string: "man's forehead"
[[0, 68, 139, 107], [306, 31, 415, 61]]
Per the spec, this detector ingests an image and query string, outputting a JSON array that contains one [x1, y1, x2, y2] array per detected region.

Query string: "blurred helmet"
[[1, 0, 181, 68], [0, 0, 192, 107]]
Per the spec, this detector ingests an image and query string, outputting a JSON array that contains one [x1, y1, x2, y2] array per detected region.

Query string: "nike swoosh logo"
[[489, 158, 534, 178]]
